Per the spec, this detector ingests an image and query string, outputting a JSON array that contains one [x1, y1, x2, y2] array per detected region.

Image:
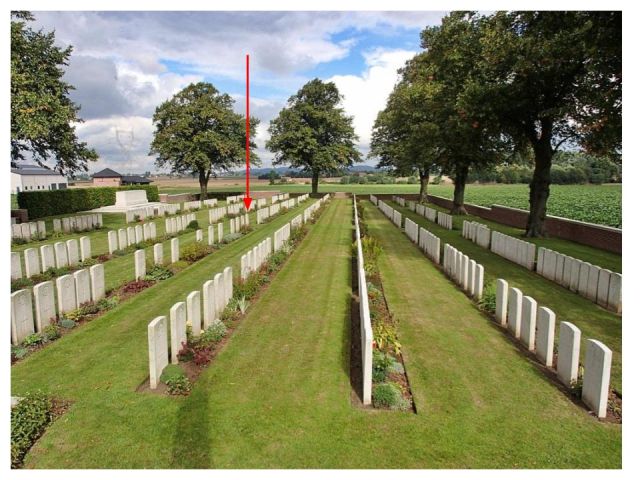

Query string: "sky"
[[30, 11, 446, 175]]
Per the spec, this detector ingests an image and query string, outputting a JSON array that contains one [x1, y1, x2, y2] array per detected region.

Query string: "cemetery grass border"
[[370, 200, 622, 424], [382, 197, 623, 394], [139, 201, 331, 396], [10, 204, 308, 365]]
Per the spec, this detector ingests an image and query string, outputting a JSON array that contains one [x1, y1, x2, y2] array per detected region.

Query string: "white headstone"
[[80, 236, 92, 262], [582, 339, 612, 418], [153, 243, 163, 265], [535, 307, 556, 367], [557, 321, 581, 387], [607, 272, 622, 314], [66, 239, 80, 266], [213, 273, 224, 321], [108, 231, 118, 255], [171, 238, 179, 263], [586, 264, 600, 301], [24, 248, 41, 278], [33, 281, 56, 331], [218, 223, 223, 242], [135, 225, 143, 244], [74, 269, 91, 306], [187, 291, 202, 337], [56, 274, 77, 314], [208, 225, 215, 245], [118, 229, 128, 250], [196, 229, 203, 242], [11, 252, 22, 280], [474, 264, 484, 300], [170, 302, 187, 364], [127, 226, 136, 246], [40, 245, 56, 272], [223, 266, 233, 306], [11, 289, 34, 345], [520, 296, 537, 351], [202, 280, 216, 328], [596, 269, 611, 307], [53, 218, 62, 232], [148, 316, 168, 390], [578, 262, 591, 297], [495, 279, 508, 326], [134, 249, 146, 280], [54, 241, 69, 268], [89, 263, 105, 301], [569, 259, 581, 292], [507, 287, 523, 339]]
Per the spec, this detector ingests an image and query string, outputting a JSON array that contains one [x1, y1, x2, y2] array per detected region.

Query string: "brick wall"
[[372, 193, 622, 254]]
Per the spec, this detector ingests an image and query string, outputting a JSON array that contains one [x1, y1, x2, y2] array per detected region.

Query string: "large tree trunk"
[[451, 164, 469, 215], [311, 170, 319, 194], [419, 169, 430, 203], [198, 169, 210, 200], [526, 120, 554, 237]]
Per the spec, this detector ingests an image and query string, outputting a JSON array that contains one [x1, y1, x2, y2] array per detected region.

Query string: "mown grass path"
[[388, 200, 622, 393]]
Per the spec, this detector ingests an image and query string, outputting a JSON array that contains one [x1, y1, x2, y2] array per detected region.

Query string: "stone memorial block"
[[607, 273, 622, 313], [40, 244, 55, 272], [474, 265, 484, 300], [561, 257, 574, 288], [495, 279, 508, 326], [153, 243, 163, 265], [54, 241, 69, 268], [558, 321, 581, 387], [554, 255, 565, 284], [62, 217, 71, 233], [461, 255, 469, 290], [536, 246, 546, 273], [11, 252, 23, 280], [196, 229, 203, 242], [577, 262, 591, 297], [521, 296, 537, 351], [582, 339, 612, 418], [11, 224, 21, 239], [467, 259, 476, 296], [127, 226, 135, 246], [80, 236, 92, 262], [56, 274, 77, 313], [135, 225, 143, 244], [535, 307, 556, 367], [213, 273, 224, 320], [223, 267, 233, 307], [241, 254, 248, 280], [11, 289, 34, 345], [187, 291, 202, 336], [165, 218, 172, 235], [596, 269, 612, 307], [170, 302, 187, 364], [134, 249, 146, 280], [20, 223, 31, 240], [33, 281, 56, 331], [53, 218, 62, 232], [171, 238, 180, 263], [118, 229, 128, 250], [507, 287, 523, 338], [74, 269, 91, 306], [218, 223, 224, 241], [586, 264, 600, 301], [569, 259, 581, 292], [66, 239, 80, 266], [89, 264, 105, 301], [148, 316, 168, 390], [24, 248, 41, 278], [37, 221, 46, 239], [29, 223, 38, 239], [108, 231, 118, 254], [202, 280, 216, 328], [149, 222, 157, 239], [208, 225, 215, 245], [542, 250, 556, 280], [143, 223, 151, 241]]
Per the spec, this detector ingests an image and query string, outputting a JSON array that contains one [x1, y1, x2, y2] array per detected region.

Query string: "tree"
[[266, 79, 361, 194], [11, 11, 98, 174], [460, 11, 621, 236], [370, 55, 443, 203], [149, 82, 259, 199], [420, 13, 509, 214]]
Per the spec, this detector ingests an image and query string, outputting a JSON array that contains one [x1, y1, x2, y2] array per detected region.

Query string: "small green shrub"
[[60, 318, 77, 329], [198, 322, 228, 346], [22, 333, 42, 347], [181, 242, 213, 262], [372, 382, 410, 410], [41, 324, 60, 342], [222, 232, 242, 244], [236, 296, 250, 314], [478, 283, 496, 313], [372, 350, 394, 383], [79, 258, 98, 267], [165, 374, 192, 395], [11, 392, 54, 468], [12, 346, 28, 360], [96, 296, 119, 312], [187, 220, 199, 230], [11, 278, 33, 291], [160, 364, 184, 383], [145, 265, 174, 281]]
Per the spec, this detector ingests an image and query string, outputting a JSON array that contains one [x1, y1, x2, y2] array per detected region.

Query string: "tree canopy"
[[149, 82, 259, 198], [266, 78, 361, 193], [11, 11, 97, 175]]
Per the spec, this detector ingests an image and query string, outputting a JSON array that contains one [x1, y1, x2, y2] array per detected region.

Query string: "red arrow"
[[243, 53, 253, 211]]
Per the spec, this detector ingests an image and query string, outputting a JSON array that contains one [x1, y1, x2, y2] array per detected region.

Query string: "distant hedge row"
[[17, 185, 160, 219]]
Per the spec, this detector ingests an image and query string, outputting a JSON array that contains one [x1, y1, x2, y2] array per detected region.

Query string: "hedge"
[[17, 185, 160, 219]]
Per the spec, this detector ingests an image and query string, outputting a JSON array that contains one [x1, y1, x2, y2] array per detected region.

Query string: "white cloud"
[[329, 48, 417, 156]]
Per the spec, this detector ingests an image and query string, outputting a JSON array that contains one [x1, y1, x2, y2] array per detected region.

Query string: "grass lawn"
[[385, 199, 622, 394], [12, 199, 621, 468]]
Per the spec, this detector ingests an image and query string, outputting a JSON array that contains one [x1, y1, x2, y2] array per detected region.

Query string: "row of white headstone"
[[392, 195, 406, 207], [53, 213, 103, 234], [462, 220, 491, 249], [442, 244, 485, 299], [273, 223, 291, 252], [296, 194, 309, 204], [209, 206, 227, 223], [240, 237, 273, 280], [404, 218, 419, 243], [164, 213, 196, 235], [395, 196, 451, 229], [11, 237, 94, 280], [203, 198, 218, 207], [256, 198, 267, 208], [226, 195, 243, 204], [417, 204, 437, 222], [303, 194, 330, 222], [183, 200, 203, 210], [229, 214, 250, 234], [495, 279, 612, 418], [537, 247, 622, 313], [436, 211, 453, 230], [418, 226, 441, 264], [108, 222, 158, 254], [11, 264, 106, 345], [11, 220, 47, 241], [271, 193, 290, 204], [490, 230, 536, 270], [354, 196, 373, 406], [125, 203, 181, 223], [147, 266, 234, 389]]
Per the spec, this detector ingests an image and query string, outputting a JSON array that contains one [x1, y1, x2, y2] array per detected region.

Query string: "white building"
[[11, 164, 68, 194]]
